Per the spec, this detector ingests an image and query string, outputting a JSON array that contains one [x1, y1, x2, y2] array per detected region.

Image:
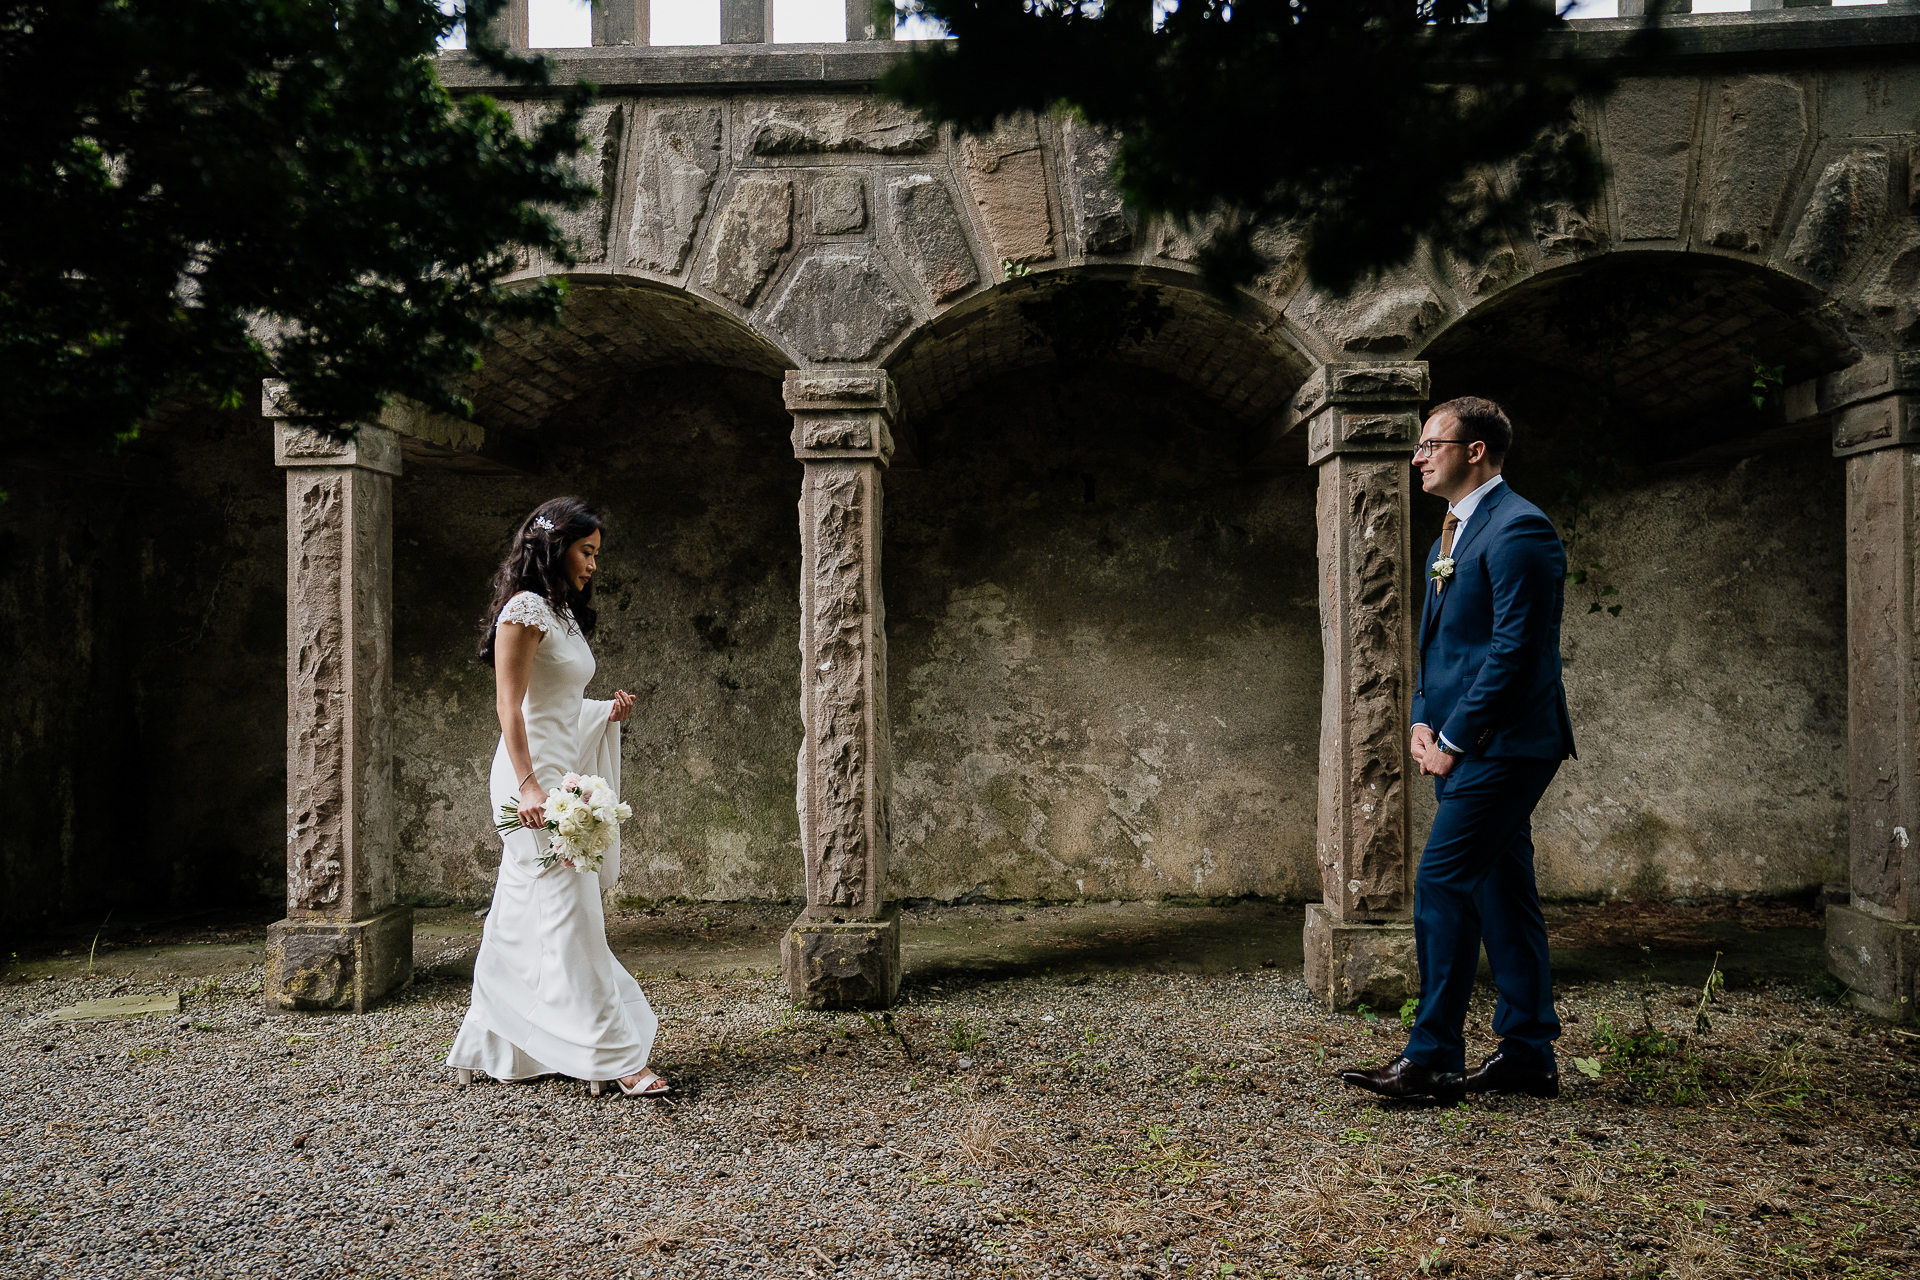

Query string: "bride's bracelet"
[[518, 769, 536, 790]]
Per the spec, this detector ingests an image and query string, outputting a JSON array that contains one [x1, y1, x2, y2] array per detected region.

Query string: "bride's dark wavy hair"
[[477, 497, 604, 667]]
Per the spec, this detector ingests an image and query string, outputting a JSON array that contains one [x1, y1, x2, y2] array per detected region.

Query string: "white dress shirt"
[[1417, 474, 1506, 754]]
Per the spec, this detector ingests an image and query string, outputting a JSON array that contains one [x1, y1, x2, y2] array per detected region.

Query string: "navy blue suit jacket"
[[1411, 482, 1577, 761]]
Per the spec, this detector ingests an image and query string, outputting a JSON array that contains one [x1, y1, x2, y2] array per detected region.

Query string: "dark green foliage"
[[0, 1, 596, 456], [883, 1, 1665, 299]]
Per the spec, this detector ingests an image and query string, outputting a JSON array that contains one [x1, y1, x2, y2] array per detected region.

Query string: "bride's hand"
[[516, 782, 549, 831], [608, 690, 635, 723]]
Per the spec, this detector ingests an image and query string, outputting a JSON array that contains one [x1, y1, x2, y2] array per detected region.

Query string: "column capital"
[[1290, 361, 1431, 466], [264, 382, 404, 475], [785, 368, 898, 463], [1817, 353, 1920, 458]]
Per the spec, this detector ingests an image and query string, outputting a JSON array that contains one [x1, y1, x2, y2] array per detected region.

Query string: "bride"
[[447, 497, 668, 1097]]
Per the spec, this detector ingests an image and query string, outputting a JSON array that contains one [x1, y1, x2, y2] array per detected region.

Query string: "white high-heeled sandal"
[[616, 1068, 669, 1097], [455, 1069, 473, 1087]]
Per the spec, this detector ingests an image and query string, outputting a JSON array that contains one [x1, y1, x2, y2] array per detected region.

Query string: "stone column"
[[721, 0, 774, 44], [846, 0, 895, 40], [780, 370, 902, 1010], [1298, 362, 1429, 1010], [1822, 353, 1920, 1021], [591, 0, 649, 46], [262, 405, 413, 1015]]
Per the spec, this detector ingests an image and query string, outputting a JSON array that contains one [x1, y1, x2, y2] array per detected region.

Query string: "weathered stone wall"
[[0, 410, 288, 934], [388, 368, 806, 906], [883, 365, 1326, 904]]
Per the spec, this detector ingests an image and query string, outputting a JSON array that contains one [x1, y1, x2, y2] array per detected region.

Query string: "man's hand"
[[1411, 725, 1437, 776], [1411, 725, 1459, 778]]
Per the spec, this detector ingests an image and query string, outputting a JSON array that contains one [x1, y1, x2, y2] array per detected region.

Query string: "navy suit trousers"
[[1403, 754, 1563, 1073]]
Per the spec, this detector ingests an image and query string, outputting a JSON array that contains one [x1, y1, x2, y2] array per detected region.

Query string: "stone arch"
[[460, 269, 802, 437], [1420, 250, 1861, 461], [880, 265, 1320, 467]]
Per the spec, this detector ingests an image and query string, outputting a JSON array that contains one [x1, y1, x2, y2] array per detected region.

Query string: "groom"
[[1340, 396, 1577, 1104]]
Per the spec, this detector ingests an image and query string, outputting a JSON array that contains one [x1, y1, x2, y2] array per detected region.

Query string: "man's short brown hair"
[[1430, 396, 1513, 464]]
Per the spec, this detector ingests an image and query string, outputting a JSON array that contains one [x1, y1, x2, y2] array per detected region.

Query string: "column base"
[[783, 904, 901, 1010], [265, 905, 414, 1015], [1827, 902, 1919, 1022], [1304, 902, 1417, 1011]]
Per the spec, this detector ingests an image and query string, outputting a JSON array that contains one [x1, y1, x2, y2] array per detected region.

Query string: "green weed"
[[946, 1019, 987, 1054]]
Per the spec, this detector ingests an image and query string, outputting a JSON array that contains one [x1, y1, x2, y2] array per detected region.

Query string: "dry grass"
[[1561, 1161, 1606, 1204], [1524, 1185, 1558, 1215], [622, 1216, 692, 1255], [1671, 1227, 1742, 1279], [1455, 1198, 1497, 1241], [956, 1105, 1022, 1168]]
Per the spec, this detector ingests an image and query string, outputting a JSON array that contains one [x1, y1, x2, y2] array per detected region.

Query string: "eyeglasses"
[[1414, 438, 1471, 458]]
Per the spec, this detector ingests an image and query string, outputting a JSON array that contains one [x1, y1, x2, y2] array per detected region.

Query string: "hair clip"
[[533, 515, 557, 532]]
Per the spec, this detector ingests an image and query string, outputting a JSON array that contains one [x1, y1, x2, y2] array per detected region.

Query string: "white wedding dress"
[[447, 590, 658, 1083]]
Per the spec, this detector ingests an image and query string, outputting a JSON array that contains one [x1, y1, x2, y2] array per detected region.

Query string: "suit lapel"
[[1422, 482, 1512, 645]]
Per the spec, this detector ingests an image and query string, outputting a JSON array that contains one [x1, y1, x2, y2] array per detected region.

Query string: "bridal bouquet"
[[496, 773, 632, 873]]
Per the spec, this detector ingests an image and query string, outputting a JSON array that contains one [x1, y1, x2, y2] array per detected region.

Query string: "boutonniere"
[[1429, 556, 1456, 587]]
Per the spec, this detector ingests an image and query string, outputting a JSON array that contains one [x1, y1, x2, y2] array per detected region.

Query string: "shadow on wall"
[[0, 406, 289, 936], [390, 366, 807, 909], [884, 362, 1324, 905]]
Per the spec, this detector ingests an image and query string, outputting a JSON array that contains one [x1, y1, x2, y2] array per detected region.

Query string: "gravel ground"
[[4, 950, 1919, 1279]]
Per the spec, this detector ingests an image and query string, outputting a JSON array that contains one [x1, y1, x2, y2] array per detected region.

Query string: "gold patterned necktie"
[[1437, 512, 1458, 594]]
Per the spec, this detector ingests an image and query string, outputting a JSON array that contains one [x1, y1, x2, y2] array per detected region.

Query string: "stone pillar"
[[262, 405, 413, 1015], [1298, 362, 1430, 1010], [721, 0, 774, 44], [780, 370, 902, 1010], [846, 0, 895, 41], [477, 0, 529, 48], [1823, 354, 1920, 1021], [591, 0, 649, 46]]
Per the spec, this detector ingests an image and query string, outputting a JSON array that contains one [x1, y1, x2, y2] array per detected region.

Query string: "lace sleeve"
[[496, 591, 557, 636]]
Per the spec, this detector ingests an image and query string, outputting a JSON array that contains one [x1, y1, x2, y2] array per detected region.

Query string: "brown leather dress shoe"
[[1338, 1056, 1466, 1103], [1463, 1051, 1559, 1098]]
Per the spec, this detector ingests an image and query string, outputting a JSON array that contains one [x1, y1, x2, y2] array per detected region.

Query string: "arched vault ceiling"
[[463, 276, 794, 434], [887, 273, 1315, 429], [1424, 255, 1858, 442]]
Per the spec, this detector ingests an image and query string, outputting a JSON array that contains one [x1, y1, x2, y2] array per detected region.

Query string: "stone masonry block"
[[767, 252, 911, 363], [1821, 353, 1920, 414], [265, 906, 413, 1015], [1827, 903, 1918, 1022], [1783, 146, 1889, 283], [783, 906, 902, 1010], [1704, 76, 1808, 255], [813, 174, 868, 235], [1831, 395, 1920, 457], [1306, 408, 1420, 467], [1304, 904, 1417, 1012], [1607, 78, 1699, 242], [1289, 362, 1431, 435], [701, 177, 792, 306], [784, 369, 897, 414]]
